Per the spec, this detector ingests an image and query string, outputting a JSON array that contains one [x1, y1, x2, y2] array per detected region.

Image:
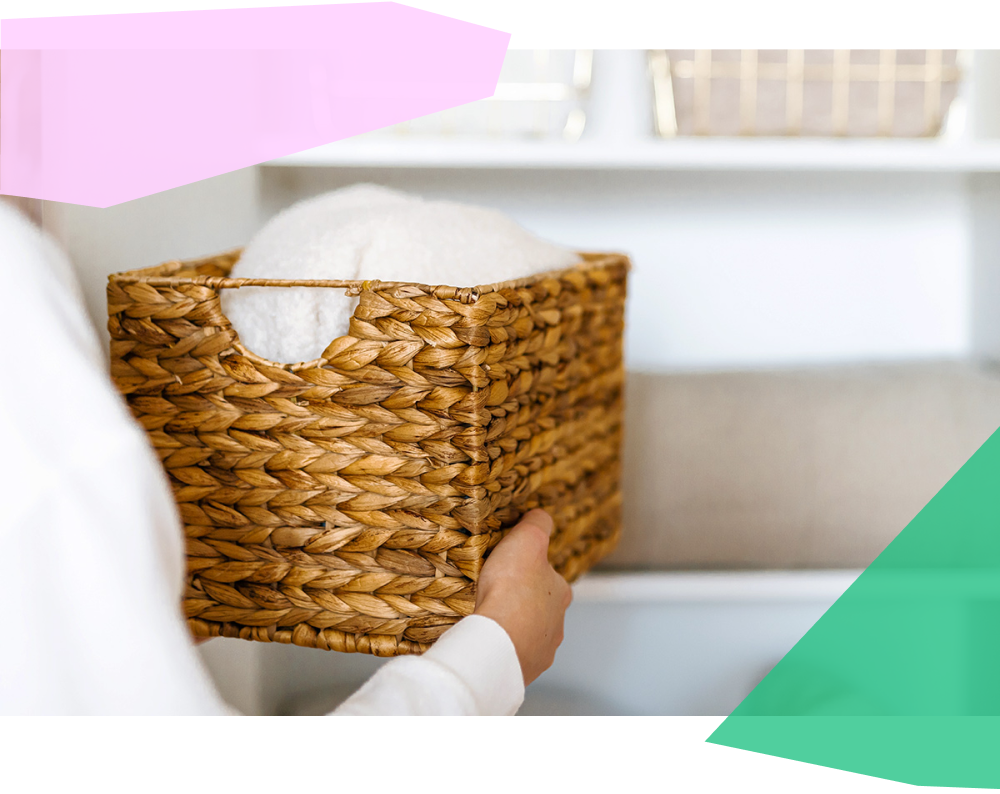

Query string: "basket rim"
[[108, 249, 630, 374], [108, 249, 631, 303]]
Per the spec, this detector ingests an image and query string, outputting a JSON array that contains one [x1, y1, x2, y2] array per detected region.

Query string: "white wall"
[[41, 167, 261, 351]]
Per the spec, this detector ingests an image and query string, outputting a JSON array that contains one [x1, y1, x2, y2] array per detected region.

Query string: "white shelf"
[[571, 570, 862, 603], [570, 568, 1000, 604], [267, 137, 1000, 173]]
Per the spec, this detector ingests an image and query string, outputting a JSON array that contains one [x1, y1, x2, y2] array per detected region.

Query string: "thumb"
[[516, 508, 555, 540]]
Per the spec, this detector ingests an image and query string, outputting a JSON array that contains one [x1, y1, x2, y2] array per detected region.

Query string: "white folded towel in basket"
[[222, 184, 581, 364]]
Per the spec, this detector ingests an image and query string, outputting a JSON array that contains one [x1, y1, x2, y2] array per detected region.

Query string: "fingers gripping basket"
[[107, 251, 628, 656]]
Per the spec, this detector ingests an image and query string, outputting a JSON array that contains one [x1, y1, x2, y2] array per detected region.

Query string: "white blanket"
[[222, 184, 580, 364]]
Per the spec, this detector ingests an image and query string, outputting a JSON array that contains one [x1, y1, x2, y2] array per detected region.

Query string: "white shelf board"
[[267, 137, 1000, 173], [570, 567, 1000, 604], [570, 570, 862, 604]]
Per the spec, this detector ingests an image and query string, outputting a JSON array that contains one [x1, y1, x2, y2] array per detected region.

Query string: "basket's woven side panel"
[[481, 260, 628, 580], [108, 258, 501, 656]]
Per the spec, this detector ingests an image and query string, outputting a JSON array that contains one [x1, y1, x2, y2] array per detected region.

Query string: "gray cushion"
[[599, 362, 1000, 570]]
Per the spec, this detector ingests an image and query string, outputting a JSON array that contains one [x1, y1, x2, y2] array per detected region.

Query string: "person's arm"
[[0, 201, 233, 715], [331, 615, 524, 716]]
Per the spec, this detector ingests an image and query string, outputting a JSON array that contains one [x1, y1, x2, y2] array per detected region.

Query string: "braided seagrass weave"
[[107, 250, 628, 656]]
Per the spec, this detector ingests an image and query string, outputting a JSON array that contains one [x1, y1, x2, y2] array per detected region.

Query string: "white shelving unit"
[[572, 569, 861, 603], [269, 50, 1000, 173]]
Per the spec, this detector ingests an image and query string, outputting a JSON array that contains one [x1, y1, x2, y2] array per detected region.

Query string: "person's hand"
[[473, 509, 573, 686]]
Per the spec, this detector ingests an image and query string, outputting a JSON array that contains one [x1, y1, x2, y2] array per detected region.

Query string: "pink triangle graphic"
[[0, 4, 509, 207]]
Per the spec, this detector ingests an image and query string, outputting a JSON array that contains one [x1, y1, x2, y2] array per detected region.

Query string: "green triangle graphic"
[[708, 426, 1000, 788]]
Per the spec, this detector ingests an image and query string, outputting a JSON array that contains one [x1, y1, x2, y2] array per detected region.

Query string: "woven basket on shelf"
[[107, 251, 628, 656], [649, 50, 963, 138]]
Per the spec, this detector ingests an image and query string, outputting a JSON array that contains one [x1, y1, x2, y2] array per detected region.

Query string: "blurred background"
[[35, 49, 1000, 715]]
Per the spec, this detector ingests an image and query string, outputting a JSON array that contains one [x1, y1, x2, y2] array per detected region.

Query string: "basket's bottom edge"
[[188, 617, 435, 657]]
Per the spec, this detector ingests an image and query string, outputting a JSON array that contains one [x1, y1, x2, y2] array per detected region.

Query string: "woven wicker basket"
[[107, 251, 628, 656], [650, 50, 963, 138]]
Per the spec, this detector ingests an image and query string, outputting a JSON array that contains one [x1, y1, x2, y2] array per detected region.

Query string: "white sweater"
[[0, 202, 525, 716]]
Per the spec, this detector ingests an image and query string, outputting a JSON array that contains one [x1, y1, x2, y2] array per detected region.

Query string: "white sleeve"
[[0, 203, 231, 716], [0, 202, 524, 717], [332, 615, 525, 716]]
